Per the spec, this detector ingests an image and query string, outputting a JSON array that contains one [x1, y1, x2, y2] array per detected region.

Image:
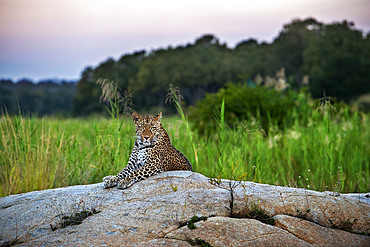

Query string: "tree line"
[[0, 79, 75, 116], [73, 18, 369, 115], [1, 18, 369, 116]]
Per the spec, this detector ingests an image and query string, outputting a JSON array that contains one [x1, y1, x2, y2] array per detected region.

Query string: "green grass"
[[1, 109, 369, 197]]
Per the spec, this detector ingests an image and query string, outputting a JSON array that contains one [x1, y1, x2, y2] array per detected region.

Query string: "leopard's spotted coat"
[[103, 112, 192, 189]]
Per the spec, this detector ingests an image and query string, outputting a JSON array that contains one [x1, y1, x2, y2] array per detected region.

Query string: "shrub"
[[188, 82, 314, 136]]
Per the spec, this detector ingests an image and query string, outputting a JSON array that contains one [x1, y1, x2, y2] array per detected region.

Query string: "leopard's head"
[[132, 112, 163, 146]]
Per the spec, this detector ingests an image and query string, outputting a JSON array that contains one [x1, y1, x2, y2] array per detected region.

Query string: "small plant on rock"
[[49, 196, 103, 231], [292, 209, 311, 220], [233, 201, 275, 226], [50, 208, 101, 231], [185, 215, 209, 229], [330, 219, 354, 233], [186, 237, 213, 247]]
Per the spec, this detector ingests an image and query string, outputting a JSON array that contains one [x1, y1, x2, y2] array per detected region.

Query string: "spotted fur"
[[103, 112, 192, 189]]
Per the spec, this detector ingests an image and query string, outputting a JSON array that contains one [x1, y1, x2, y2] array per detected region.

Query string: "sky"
[[0, 0, 369, 82]]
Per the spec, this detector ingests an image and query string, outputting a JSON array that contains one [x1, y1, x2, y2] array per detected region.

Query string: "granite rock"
[[0, 171, 369, 246]]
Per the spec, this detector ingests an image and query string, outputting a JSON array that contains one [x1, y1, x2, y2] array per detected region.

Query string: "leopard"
[[103, 112, 192, 189]]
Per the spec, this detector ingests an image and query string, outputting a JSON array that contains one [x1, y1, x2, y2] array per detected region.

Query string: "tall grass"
[[194, 110, 369, 192], [166, 84, 199, 171], [0, 115, 135, 196], [0, 116, 86, 195], [1, 88, 369, 196]]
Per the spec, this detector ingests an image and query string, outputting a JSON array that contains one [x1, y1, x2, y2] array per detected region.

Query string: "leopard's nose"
[[143, 135, 150, 141]]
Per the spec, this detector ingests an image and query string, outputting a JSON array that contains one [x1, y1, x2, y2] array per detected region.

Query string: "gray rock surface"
[[274, 215, 369, 247], [0, 171, 369, 246], [166, 216, 312, 247]]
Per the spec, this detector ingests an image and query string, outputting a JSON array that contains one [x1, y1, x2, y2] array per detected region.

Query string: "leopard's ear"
[[155, 112, 162, 122], [132, 112, 142, 123]]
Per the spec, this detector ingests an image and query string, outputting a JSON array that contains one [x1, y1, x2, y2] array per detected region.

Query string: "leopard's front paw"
[[117, 177, 135, 190], [103, 175, 119, 189]]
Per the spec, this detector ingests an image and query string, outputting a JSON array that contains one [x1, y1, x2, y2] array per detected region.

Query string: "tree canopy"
[[72, 18, 369, 116], [1, 18, 369, 116]]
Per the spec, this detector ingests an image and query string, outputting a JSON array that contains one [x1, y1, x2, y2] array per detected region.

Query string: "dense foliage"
[[188, 83, 314, 135], [303, 21, 370, 101], [72, 18, 369, 116]]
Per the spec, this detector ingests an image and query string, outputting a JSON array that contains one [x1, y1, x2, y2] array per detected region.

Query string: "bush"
[[188, 83, 314, 136]]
